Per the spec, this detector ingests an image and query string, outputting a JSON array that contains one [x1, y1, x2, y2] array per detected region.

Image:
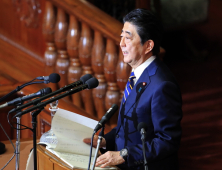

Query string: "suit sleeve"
[[126, 81, 183, 167], [100, 127, 117, 154]]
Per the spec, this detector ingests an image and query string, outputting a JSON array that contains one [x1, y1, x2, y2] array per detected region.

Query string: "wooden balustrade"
[[42, 1, 57, 91], [43, 0, 165, 127], [91, 31, 106, 120]]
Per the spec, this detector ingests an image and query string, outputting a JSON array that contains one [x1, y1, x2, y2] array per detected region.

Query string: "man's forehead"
[[121, 22, 136, 36]]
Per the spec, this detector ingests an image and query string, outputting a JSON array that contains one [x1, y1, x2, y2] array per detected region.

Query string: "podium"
[[1, 139, 119, 170], [0, 139, 34, 170], [37, 145, 120, 170], [37, 144, 73, 170], [0, 140, 73, 170]]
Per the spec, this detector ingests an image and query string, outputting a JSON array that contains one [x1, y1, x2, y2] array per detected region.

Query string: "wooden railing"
[[42, 0, 165, 128]]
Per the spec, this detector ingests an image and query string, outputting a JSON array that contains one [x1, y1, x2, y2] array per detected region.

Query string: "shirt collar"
[[133, 56, 156, 84]]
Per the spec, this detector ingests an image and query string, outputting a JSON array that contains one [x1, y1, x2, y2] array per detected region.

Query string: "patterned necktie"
[[123, 72, 136, 102]]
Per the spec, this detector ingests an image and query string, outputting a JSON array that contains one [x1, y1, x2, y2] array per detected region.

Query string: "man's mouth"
[[122, 51, 128, 55]]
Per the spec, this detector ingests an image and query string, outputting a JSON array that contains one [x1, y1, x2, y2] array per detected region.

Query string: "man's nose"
[[120, 37, 126, 47]]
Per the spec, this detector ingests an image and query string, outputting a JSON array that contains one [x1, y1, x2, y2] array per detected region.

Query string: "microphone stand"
[[15, 104, 24, 170], [141, 133, 148, 170], [31, 107, 45, 170], [0, 79, 50, 170], [15, 116, 21, 170], [91, 126, 105, 170]]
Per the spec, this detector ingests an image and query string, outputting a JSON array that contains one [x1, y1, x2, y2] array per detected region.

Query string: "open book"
[[39, 108, 117, 170]]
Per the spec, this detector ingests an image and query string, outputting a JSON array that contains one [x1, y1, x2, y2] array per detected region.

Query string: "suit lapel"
[[125, 57, 159, 113], [116, 58, 159, 133]]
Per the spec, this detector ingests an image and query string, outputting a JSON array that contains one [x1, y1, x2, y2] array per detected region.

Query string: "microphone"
[[9, 74, 93, 114], [36, 73, 60, 84], [13, 77, 99, 118], [0, 73, 60, 103], [94, 104, 118, 133], [137, 122, 148, 140], [0, 87, 52, 109]]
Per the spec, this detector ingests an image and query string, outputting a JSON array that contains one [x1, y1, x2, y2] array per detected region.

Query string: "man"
[[84, 8, 182, 170]]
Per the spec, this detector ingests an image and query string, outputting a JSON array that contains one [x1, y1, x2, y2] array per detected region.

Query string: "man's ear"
[[145, 40, 154, 54]]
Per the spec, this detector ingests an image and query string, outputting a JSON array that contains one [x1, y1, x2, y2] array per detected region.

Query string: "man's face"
[[120, 22, 148, 69]]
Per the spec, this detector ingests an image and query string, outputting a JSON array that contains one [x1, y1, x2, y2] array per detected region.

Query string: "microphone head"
[[49, 73, 60, 83], [94, 103, 118, 133], [35, 87, 52, 97], [137, 122, 148, 132], [105, 104, 118, 119], [80, 74, 93, 84], [85, 77, 99, 89], [42, 87, 52, 95]]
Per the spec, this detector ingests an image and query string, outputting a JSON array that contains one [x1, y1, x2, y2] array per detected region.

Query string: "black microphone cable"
[[0, 123, 16, 170], [6, 87, 52, 131], [87, 131, 96, 170], [7, 111, 33, 131]]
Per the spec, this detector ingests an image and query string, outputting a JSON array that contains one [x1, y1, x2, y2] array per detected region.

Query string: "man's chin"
[[123, 58, 131, 64]]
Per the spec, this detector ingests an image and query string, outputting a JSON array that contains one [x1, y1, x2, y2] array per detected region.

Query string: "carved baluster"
[[44, 43, 58, 90], [79, 23, 95, 116], [91, 31, 106, 119], [55, 51, 70, 100], [42, 1, 55, 43], [67, 15, 83, 108], [116, 48, 131, 102], [104, 39, 119, 128], [42, 2, 57, 91], [54, 8, 69, 87], [54, 8, 68, 51]]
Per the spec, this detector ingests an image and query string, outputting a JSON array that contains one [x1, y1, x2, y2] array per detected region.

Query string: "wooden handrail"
[[47, 0, 165, 55], [47, 0, 165, 54], [48, 0, 123, 45]]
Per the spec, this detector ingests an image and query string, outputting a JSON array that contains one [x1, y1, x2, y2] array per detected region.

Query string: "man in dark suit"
[[84, 8, 182, 170]]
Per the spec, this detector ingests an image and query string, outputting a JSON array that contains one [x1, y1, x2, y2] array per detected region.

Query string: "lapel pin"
[[138, 87, 142, 92], [138, 82, 147, 92]]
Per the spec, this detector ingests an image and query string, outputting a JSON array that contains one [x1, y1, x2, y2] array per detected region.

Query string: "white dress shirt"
[[132, 56, 156, 84]]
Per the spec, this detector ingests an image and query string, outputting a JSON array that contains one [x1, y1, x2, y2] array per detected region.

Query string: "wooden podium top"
[[37, 145, 120, 170], [0, 139, 73, 170], [37, 144, 74, 170], [1, 139, 119, 170]]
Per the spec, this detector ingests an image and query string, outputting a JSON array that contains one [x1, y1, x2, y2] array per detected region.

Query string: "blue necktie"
[[123, 72, 136, 102]]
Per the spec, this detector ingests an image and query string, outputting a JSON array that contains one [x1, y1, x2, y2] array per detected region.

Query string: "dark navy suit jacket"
[[102, 58, 183, 170]]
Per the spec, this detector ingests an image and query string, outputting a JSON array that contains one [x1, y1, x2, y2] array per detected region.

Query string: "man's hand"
[[95, 151, 125, 168], [83, 135, 106, 148]]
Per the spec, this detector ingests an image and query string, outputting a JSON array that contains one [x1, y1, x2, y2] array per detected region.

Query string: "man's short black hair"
[[123, 8, 163, 56]]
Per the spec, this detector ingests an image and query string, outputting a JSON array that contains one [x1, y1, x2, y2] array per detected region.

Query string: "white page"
[[40, 109, 117, 170], [48, 149, 116, 170], [52, 108, 98, 156]]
